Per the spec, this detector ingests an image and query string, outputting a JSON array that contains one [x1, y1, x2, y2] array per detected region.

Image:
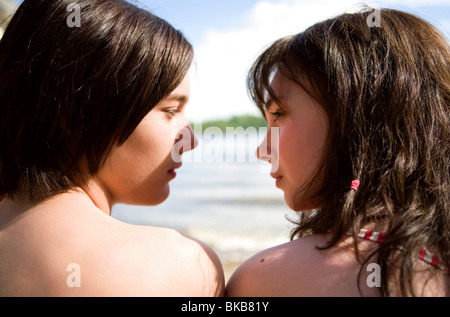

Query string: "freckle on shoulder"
[[226, 235, 335, 296]]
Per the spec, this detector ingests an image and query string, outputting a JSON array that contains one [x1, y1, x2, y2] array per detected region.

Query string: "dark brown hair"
[[0, 0, 193, 202], [248, 8, 449, 296]]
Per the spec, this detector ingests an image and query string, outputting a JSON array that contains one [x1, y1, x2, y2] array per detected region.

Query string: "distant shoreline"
[[190, 114, 267, 133]]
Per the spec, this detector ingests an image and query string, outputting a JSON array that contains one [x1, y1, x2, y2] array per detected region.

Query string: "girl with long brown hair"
[[227, 8, 449, 296]]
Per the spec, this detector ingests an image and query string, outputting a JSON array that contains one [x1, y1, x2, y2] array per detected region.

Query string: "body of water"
[[111, 133, 296, 267]]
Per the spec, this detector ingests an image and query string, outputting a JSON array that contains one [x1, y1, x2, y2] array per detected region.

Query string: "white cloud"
[[188, 0, 376, 121], [187, 0, 448, 122]]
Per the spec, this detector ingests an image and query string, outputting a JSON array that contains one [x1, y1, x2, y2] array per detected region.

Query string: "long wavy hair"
[[248, 8, 449, 296]]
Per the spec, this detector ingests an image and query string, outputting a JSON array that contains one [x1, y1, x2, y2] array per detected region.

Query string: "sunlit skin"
[[256, 71, 328, 211], [226, 71, 383, 297], [0, 75, 225, 297], [227, 72, 445, 297], [92, 75, 199, 212]]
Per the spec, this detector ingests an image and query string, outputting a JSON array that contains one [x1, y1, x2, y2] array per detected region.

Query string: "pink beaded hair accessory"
[[351, 180, 360, 191]]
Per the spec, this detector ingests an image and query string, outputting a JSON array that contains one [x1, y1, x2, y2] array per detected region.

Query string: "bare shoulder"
[[66, 222, 225, 297], [226, 233, 379, 297], [226, 235, 323, 297], [0, 205, 224, 296], [130, 225, 226, 297]]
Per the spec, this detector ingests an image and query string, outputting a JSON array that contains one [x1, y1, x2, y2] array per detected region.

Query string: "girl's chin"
[[147, 186, 171, 206], [283, 193, 297, 211], [284, 193, 321, 212], [122, 185, 171, 206]]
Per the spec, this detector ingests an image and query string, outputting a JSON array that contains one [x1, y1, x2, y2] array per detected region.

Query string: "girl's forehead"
[[264, 71, 293, 108], [270, 71, 290, 92]]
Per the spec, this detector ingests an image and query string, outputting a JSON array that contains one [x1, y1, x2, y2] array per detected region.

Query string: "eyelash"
[[269, 111, 283, 121], [166, 108, 181, 116]]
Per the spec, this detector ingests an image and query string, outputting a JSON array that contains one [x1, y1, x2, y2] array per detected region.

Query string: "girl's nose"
[[171, 125, 198, 163], [177, 124, 198, 155], [256, 130, 272, 163], [185, 124, 199, 152], [256, 127, 280, 173]]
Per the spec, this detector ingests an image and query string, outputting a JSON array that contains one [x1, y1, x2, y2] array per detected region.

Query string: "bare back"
[[0, 193, 225, 296], [226, 233, 447, 297]]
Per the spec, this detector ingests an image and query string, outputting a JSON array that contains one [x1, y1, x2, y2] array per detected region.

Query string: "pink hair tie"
[[351, 180, 360, 191]]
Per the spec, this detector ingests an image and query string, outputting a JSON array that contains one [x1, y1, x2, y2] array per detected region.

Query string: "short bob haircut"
[[0, 0, 194, 203], [248, 8, 449, 296]]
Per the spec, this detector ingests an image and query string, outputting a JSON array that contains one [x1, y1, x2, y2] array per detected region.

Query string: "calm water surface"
[[112, 133, 296, 264]]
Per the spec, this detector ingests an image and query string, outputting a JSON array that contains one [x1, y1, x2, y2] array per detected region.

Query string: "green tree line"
[[191, 114, 267, 132]]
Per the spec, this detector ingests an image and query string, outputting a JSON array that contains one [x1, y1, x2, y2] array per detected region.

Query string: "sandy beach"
[[222, 261, 243, 284]]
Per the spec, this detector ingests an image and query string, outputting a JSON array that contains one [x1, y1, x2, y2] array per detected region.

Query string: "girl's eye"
[[166, 108, 180, 116], [269, 111, 283, 121]]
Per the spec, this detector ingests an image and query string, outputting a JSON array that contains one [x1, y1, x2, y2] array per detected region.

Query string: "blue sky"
[[136, 0, 264, 44], [14, 0, 450, 121], [139, 0, 449, 121], [139, 0, 450, 47]]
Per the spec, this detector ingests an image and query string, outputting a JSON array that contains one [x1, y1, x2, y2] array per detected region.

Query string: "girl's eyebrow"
[[265, 95, 288, 112], [167, 93, 189, 104], [264, 97, 273, 111]]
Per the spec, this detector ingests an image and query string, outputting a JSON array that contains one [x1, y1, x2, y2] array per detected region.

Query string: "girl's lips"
[[271, 173, 283, 187], [167, 170, 177, 178], [168, 163, 182, 178], [275, 176, 283, 187]]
